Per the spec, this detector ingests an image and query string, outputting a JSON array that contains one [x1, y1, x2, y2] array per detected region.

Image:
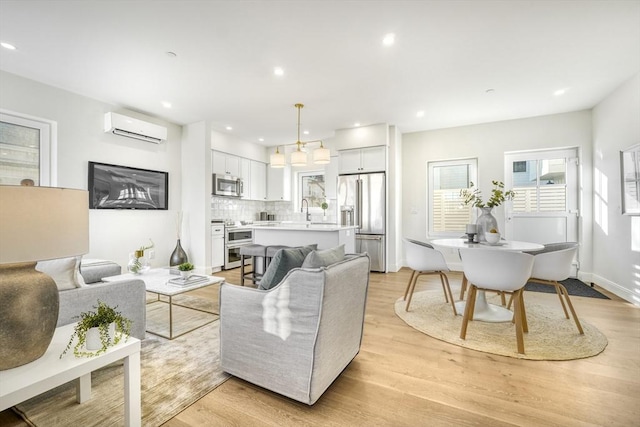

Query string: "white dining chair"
[[521, 242, 584, 334], [402, 238, 457, 315], [459, 249, 534, 354]]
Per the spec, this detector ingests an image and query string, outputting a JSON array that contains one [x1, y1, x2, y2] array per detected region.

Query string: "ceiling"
[[0, 1, 639, 146]]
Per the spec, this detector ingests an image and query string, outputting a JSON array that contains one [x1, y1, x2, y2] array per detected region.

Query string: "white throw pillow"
[[36, 256, 86, 290]]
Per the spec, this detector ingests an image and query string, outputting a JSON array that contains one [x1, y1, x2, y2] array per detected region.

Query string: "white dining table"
[[431, 238, 544, 322]]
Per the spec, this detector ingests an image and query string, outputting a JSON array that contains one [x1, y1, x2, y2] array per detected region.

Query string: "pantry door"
[[504, 148, 580, 248]]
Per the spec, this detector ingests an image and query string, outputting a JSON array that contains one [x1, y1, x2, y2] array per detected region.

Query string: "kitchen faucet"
[[301, 198, 311, 221]]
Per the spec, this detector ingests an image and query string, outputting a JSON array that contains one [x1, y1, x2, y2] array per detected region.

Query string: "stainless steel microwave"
[[212, 174, 243, 197]]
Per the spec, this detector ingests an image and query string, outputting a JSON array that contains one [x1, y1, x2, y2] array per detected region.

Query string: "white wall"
[[592, 72, 640, 303], [402, 110, 594, 273], [0, 70, 184, 271]]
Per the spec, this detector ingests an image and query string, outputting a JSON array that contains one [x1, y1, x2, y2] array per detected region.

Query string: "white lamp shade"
[[290, 149, 307, 167], [313, 146, 331, 164], [0, 186, 89, 264], [270, 151, 286, 168]]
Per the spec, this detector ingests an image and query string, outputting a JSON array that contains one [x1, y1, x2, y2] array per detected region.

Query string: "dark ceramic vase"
[[170, 239, 188, 266]]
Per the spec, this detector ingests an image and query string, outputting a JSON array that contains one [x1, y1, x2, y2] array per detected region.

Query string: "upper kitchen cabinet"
[[212, 150, 241, 176], [250, 160, 267, 200], [338, 146, 386, 174], [324, 155, 339, 199], [267, 164, 291, 201], [240, 158, 251, 200]]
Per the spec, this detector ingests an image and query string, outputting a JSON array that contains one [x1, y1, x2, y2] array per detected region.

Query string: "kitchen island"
[[252, 223, 358, 253]]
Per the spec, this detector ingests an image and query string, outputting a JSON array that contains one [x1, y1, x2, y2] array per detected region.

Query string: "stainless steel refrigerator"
[[338, 172, 385, 272]]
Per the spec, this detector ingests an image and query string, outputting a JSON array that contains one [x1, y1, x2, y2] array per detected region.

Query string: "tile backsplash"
[[211, 196, 337, 223]]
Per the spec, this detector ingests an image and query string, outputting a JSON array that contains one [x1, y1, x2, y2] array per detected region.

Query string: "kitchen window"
[[298, 171, 325, 210], [427, 158, 477, 237], [0, 111, 55, 186]]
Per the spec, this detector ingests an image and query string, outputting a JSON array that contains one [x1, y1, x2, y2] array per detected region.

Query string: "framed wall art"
[[620, 143, 640, 215], [88, 161, 168, 210]]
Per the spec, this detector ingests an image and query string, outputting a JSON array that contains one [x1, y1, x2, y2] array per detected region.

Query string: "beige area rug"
[[395, 290, 608, 360], [14, 303, 229, 426]]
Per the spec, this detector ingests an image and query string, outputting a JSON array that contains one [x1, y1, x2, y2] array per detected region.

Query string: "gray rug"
[[525, 278, 609, 299], [395, 290, 608, 360], [14, 319, 229, 426]]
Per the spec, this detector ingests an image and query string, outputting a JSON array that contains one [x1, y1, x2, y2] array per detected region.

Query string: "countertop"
[[251, 222, 358, 231]]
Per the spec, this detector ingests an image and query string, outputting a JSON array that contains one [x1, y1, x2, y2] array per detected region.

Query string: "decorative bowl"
[[485, 232, 501, 244]]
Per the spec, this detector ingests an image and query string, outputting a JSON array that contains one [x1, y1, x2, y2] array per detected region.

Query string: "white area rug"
[[395, 290, 608, 360]]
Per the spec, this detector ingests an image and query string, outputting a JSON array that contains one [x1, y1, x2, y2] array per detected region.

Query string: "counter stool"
[[240, 244, 266, 286], [265, 245, 290, 269]]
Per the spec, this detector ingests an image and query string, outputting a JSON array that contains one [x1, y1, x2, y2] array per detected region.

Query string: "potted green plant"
[[128, 239, 154, 274], [321, 201, 329, 218], [177, 262, 195, 279], [460, 181, 515, 242], [61, 301, 131, 358]]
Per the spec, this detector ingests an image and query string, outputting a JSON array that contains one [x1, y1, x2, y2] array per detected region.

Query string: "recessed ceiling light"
[[416, 111, 425, 118], [258, 138, 264, 142], [554, 88, 569, 96], [1, 42, 16, 50], [382, 33, 395, 46], [274, 67, 284, 76], [354, 122, 360, 127], [303, 130, 309, 135], [225, 126, 233, 131], [161, 101, 172, 108]]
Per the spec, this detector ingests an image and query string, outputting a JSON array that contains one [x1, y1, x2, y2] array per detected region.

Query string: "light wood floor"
[[2, 269, 638, 426]]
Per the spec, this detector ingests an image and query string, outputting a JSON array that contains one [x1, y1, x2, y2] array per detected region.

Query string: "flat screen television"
[[88, 161, 168, 210]]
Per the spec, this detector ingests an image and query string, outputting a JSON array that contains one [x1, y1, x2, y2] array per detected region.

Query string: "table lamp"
[[0, 185, 89, 370]]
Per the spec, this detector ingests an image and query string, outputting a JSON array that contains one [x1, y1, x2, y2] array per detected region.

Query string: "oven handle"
[[226, 241, 253, 249]]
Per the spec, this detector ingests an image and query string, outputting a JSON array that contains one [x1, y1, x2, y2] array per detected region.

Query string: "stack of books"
[[167, 275, 209, 286]]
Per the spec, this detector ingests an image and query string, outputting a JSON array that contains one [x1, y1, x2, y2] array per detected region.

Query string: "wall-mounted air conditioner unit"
[[104, 112, 167, 144]]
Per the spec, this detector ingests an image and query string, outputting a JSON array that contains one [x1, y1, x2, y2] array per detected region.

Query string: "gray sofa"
[[56, 260, 147, 340], [219, 253, 370, 405]]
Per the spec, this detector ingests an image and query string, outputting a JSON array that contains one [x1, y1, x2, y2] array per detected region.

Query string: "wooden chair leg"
[[513, 289, 525, 354], [403, 270, 417, 300], [500, 292, 506, 306], [553, 284, 570, 319], [557, 283, 584, 334], [460, 285, 477, 339], [519, 289, 528, 333], [439, 274, 450, 303], [405, 272, 421, 311], [507, 293, 514, 309], [441, 273, 457, 316], [460, 274, 468, 300]]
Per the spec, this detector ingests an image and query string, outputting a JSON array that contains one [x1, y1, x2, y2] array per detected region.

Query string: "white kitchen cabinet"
[[267, 164, 291, 201], [324, 155, 339, 199], [240, 158, 251, 199], [250, 160, 267, 200], [212, 151, 240, 176], [211, 224, 225, 272], [338, 146, 386, 174]]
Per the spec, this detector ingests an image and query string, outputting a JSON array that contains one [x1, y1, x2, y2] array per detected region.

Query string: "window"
[[0, 111, 54, 186], [298, 171, 325, 210], [511, 158, 567, 213], [428, 158, 477, 236]]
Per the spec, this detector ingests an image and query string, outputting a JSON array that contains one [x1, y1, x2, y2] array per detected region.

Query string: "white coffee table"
[[103, 268, 225, 339], [0, 323, 141, 427]]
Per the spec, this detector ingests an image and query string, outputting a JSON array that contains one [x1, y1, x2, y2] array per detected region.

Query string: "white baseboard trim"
[[587, 273, 638, 305]]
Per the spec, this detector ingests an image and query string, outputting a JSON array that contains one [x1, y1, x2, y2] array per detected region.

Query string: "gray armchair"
[[219, 253, 370, 405]]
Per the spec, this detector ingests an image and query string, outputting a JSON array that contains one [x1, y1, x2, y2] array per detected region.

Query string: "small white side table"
[[0, 323, 141, 427]]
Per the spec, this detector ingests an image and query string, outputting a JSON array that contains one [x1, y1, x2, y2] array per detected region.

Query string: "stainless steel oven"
[[224, 226, 253, 269]]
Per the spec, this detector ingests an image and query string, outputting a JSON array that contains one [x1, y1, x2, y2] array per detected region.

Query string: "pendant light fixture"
[[270, 146, 286, 168], [290, 103, 308, 166], [269, 103, 331, 168]]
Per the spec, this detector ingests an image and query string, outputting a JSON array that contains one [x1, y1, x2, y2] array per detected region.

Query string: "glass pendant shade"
[[313, 143, 330, 164], [270, 147, 286, 168]]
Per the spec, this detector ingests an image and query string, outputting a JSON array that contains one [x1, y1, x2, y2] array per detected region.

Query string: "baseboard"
[[582, 272, 637, 305]]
